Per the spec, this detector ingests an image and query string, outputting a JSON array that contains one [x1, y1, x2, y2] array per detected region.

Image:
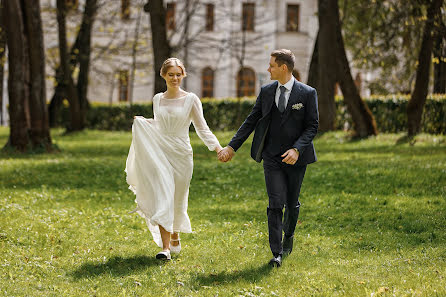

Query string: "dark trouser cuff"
[[267, 207, 283, 256], [283, 205, 300, 238]]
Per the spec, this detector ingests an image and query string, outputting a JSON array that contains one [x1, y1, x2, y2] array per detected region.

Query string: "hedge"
[[335, 94, 446, 134], [56, 95, 446, 134]]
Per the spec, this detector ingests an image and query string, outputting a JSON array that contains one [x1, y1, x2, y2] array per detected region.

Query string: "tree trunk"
[[23, 1, 52, 149], [145, 0, 172, 94], [333, 0, 377, 137], [49, 1, 90, 127], [3, 0, 30, 151], [0, 2, 5, 126], [57, 0, 82, 131], [182, 0, 191, 89], [3, 0, 52, 152], [407, 0, 443, 136], [48, 68, 65, 127], [433, 33, 445, 93], [77, 0, 97, 124], [129, 2, 142, 104], [108, 71, 115, 105], [317, 0, 337, 131], [307, 30, 319, 89]]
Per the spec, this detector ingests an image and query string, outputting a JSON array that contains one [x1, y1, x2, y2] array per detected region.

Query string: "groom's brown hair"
[[271, 49, 295, 73]]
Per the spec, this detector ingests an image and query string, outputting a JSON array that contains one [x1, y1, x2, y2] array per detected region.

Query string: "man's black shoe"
[[283, 235, 294, 255], [268, 255, 282, 267]]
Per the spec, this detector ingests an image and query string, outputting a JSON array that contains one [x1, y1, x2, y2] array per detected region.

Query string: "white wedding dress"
[[125, 92, 220, 247]]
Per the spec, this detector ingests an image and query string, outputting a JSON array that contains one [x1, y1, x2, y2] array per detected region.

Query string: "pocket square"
[[292, 103, 304, 110]]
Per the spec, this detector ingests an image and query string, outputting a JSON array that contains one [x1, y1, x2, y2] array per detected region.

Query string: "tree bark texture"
[[317, 0, 337, 131], [23, 1, 52, 148], [49, 34, 80, 127], [307, 30, 319, 90], [433, 34, 445, 93], [129, 3, 142, 104], [3, 0, 30, 151], [50, 0, 96, 128], [333, 0, 377, 137], [76, 0, 97, 124], [0, 2, 5, 126], [145, 0, 172, 94], [407, 0, 443, 136], [48, 69, 65, 127], [57, 0, 82, 131]]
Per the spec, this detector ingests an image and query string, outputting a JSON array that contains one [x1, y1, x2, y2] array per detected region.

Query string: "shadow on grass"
[[71, 255, 161, 279], [395, 134, 416, 146], [190, 207, 266, 223], [317, 143, 445, 155], [0, 159, 126, 192], [191, 263, 272, 288]]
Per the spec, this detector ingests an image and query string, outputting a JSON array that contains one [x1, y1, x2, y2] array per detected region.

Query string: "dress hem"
[[131, 204, 192, 231]]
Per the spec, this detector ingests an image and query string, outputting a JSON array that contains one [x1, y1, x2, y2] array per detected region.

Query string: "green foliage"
[[87, 103, 154, 131], [339, 0, 440, 94], [199, 98, 258, 131], [336, 95, 446, 134], [0, 128, 445, 296], [56, 95, 446, 134]]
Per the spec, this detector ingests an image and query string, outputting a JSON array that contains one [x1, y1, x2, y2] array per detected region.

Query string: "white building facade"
[[0, 0, 371, 126], [0, 0, 321, 126], [40, 0, 320, 104], [169, 0, 319, 99]]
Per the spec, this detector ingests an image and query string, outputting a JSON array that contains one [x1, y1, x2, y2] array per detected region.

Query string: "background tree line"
[[0, 0, 444, 152]]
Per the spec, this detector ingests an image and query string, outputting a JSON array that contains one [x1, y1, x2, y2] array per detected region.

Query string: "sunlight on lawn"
[[0, 128, 445, 296]]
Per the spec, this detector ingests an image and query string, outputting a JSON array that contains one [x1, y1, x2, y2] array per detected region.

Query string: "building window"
[[166, 3, 176, 30], [242, 3, 255, 31], [121, 0, 130, 20], [205, 4, 214, 31], [292, 69, 301, 81], [287, 4, 300, 32], [119, 70, 129, 102], [202, 67, 214, 98], [237, 67, 256, 97]]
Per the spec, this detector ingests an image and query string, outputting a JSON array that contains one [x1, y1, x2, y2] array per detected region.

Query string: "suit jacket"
[[228, 79, 319, 165]]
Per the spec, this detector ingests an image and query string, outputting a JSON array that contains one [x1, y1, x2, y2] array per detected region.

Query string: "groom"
[[218, 49, 319, 267]]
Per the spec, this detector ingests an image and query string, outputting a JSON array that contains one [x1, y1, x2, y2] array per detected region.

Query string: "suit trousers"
[[263, 152, 307, 257]]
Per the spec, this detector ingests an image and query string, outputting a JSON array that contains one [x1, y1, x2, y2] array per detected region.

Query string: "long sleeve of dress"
[[190, 94, 221, 151]]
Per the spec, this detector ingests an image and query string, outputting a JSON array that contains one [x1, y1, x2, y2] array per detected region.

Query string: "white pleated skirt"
[[125, 117, 193, 247]]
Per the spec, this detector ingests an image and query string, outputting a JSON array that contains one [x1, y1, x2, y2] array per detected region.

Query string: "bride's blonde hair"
[[160, 57, 187, 77]]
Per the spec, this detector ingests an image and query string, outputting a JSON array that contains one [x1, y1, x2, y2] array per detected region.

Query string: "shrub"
[[335, 95, 446, 134], [55, 95, 446, 134]]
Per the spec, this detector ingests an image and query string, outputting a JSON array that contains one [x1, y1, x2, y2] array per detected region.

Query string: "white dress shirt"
[[274, 77, 295, 109]]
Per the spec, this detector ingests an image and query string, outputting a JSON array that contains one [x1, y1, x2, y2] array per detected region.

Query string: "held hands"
[[217, 146, 235, 162], [217, 147, 297, 164], [281, 148, 299, 165]]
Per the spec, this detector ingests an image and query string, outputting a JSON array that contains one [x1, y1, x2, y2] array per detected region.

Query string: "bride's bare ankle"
[[170, 234, 180, 246]]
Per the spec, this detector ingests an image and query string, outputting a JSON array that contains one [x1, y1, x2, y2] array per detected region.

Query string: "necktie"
[[278, 86, 286, 113]]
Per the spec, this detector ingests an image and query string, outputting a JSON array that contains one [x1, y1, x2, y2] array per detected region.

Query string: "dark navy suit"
[[228, 79, 319, 256]]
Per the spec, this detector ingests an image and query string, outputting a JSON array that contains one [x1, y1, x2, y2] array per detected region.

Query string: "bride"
[[125, 58, 222, 260]]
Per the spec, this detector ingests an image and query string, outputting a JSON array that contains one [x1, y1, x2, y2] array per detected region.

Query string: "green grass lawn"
[[0, 127, 445, 296]]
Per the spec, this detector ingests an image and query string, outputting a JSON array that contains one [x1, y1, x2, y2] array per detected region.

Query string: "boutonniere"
[[292, 103, 304, 110]]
